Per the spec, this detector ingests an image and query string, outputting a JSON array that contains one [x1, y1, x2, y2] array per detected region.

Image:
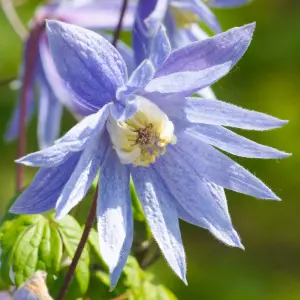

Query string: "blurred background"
[[0, 0, 299, 299]]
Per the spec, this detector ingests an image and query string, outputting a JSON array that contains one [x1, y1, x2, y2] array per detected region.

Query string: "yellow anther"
[[107, 97, 176, 167], [170, 7, 198, 29]]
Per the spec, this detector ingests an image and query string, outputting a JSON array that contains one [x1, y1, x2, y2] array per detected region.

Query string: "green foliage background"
[[0, 0, 299, 299]]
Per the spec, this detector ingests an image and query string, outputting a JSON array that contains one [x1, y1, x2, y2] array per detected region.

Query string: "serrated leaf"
[[55, 214, 90, 299], [0, 215, 39, 285], [12, 215, 63, 286], [0, 215, 63, 287]]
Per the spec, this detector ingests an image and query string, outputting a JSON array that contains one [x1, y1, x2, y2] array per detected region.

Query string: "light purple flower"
[[5, 0, 135, 149], [133, 0, 251, 64], [11, 21, 289, 287]]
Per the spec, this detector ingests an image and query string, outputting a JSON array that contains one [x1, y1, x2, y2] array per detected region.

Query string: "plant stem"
[[56, 189, 98, 300], [56, 1, 129, 297], [112, 0, 129, 47], [16, 22, 43, 192]]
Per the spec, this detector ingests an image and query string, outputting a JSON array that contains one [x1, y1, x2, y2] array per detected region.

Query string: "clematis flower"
[[11, 21, 289, 287], [133, 0, 251, 100], [5, 0, 135, 149], [133, 0, 251, 64]]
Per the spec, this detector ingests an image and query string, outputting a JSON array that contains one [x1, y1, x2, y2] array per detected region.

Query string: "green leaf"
[[55, 214, 90, 299], [0, 214, 63, 287], [0, 215, 39, 284], [12, 215, 63, 286]]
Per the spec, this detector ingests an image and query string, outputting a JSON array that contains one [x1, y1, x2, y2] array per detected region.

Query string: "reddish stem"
[[56, 189, 98, 300], [112, 0, 129, 47], [16, 21, 44, 192]]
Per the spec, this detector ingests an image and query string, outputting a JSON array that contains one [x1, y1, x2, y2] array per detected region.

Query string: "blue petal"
[[116, 59, 155, 100], [110, 98, 139, 122], [55, 132, 109, 219], [153, 153, 243, 249], [186, 124, 290, 158], [155, 23, 255, 77], [133, 0, 168, 65], [96, 31, 135, 76], [168, 97, 288, 130], [15, 143, 75, 168], [174, 131, 280, 199], [171, 0, 221, 33], [57, 104, 110, 148], [97, 149, 132, 288], [39, 34, 94, 117], [115, 40, 135, 76], [16, 105, 109, 167], [144, 0, 170, 34], [149, 26, 171, 70], [53, 1, 136, 30], [46, 20, 127, 110], [175, 181, 243, 248], [132, 166, 187, 284], [37, 66, 63, 149], [10, 153, 81, 214], [208, 0, 251, 8], [144, 62, 231, 99]]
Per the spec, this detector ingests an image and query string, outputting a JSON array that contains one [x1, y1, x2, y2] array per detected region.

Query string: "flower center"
[[170, 7, 198, 29], [107, 97, 177, 167]]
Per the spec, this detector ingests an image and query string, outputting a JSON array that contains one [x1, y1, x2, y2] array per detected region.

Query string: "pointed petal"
[[155, 23, 255, 77], [154, 154, 243, 248], [10, 153, 80, 214], [116, 59, 155, 100], [171, 97, 288, 130], [150, 26, 171, 70], [46, 20, 127, 109], [97, 150, 132, 288], [55, 132, 109, 219], [132, 166, 187, 283], [56, 104, 109, 147], [145, 0, 170, 34], [187, 124, 290, 158], [171, 0, 221, 33], [133, 0, 169, 65], [174, 131, 280, 199], [144, 62, 231, 98], [16, 143, 75, 168], [16, 105, 109, 168]]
